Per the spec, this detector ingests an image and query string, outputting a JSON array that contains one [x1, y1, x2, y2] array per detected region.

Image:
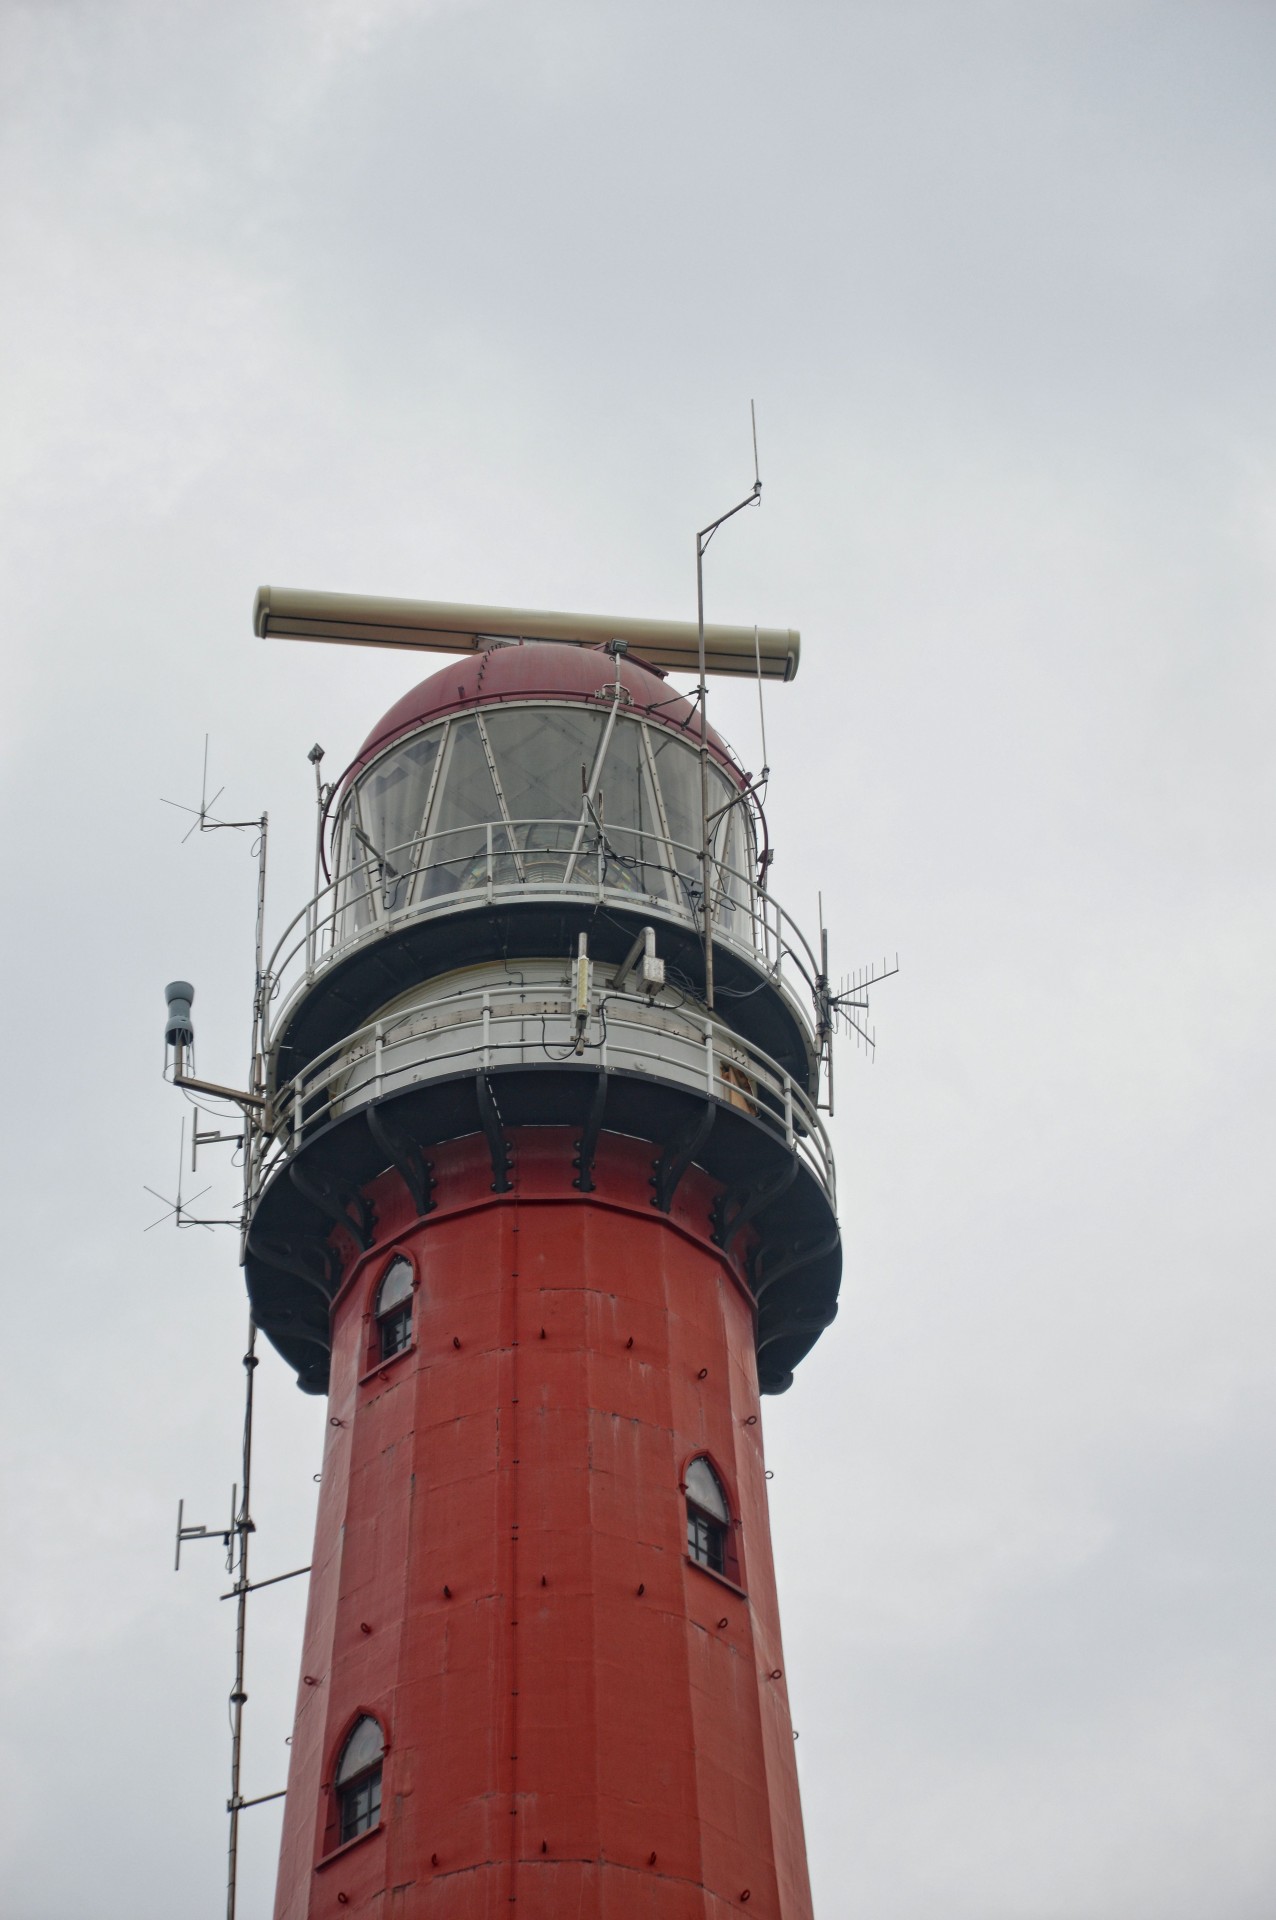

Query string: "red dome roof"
[[345, 641, 745, 790]]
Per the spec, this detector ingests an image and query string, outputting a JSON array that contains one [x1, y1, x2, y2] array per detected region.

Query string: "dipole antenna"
[[144, 1116, 240, 1231], [697, 401, 763, 1010], [162, 734, 262, 838]]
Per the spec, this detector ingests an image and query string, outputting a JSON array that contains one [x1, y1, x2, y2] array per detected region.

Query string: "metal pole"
[[697, 532, 714, 1012], [244, 814, 269, 1254], [307, 747, 325, 973], [226, 1322, 259, 1920], [693, 477, 761, 1015], [250, 813, 270, 1093], [821, 924, 834, 1118]]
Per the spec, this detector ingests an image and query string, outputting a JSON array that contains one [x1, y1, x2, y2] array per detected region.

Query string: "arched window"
[[335, 1715, 384, 1844], [374, 1255, 414, 1361], [685, 1456, 730, 1575]]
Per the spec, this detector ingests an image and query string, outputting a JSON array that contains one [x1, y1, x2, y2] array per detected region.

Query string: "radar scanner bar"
[[254, 586, 800, 682]]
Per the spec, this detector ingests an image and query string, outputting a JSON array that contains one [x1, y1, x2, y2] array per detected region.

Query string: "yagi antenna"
[[826, 955, 901, 1054]]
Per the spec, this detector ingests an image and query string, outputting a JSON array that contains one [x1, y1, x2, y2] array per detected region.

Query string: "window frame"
[[369, 1252, 416, 1370], [319, 1712, 387, 1863], [682, 1452, 743, 1590]]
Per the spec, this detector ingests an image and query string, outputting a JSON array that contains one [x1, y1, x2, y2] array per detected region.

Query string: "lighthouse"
[[212, 588, 842, 1917]]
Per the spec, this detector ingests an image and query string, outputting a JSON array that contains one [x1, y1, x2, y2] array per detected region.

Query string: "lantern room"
[[330, 639, 757, 939]]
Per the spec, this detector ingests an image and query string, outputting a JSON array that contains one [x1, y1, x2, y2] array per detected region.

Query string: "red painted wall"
[[273, 1126, 812, 1920]]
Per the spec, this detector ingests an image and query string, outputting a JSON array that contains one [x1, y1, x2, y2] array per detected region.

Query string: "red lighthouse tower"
[[239, 589, 841, 1919]]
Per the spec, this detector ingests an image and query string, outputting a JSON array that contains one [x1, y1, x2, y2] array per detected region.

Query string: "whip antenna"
[[695, 403, 764, 1009]]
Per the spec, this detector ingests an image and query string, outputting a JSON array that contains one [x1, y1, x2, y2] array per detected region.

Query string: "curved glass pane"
[[485, 706, 603, 827], [647, 729, 752, 929], [708, 784, 755, 929], [331, 707, 758, 950], [334, 793, 378, 940], [336, 1715, 384, 1783], [418, 716, 503, 899], [685, 1456, 728, 1521], [595, 717, 670, 900], [648, 727, 701, 886], [361, 733, 440, 908], [483, 706, 605, 883], [375, 1256, 413, 1315]]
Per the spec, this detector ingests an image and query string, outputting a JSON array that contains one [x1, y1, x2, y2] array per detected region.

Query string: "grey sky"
[[2, 3, 1274, 1916]]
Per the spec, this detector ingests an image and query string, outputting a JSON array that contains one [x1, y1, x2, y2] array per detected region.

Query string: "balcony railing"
[[251, 978, 835, 1212], [260, 817, 823, 1056]]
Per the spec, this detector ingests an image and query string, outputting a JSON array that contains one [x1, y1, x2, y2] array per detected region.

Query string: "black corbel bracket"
[[755, 1299, 840, 1355], [650, 1100, 716, 1214], [258, 1315, 331, 1353], [367, 1103, 436, 1219], [712, 1156, 798, 1254], [246, 1228, 339, 1304], [288, 1161, 376, 1251], [572, 1069, 609, 1192], [751, 1225, 841, 1303], [475, 1072, 513, 1193]]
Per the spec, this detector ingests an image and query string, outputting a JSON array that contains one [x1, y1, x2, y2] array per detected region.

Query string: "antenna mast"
[[158, 742, 310, 1919], [696, 402, 763, 1009]]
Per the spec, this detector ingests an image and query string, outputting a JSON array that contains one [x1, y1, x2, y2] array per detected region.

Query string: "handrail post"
[[374, 1023, 384, 1104], [783, 1074, 794, 1149]]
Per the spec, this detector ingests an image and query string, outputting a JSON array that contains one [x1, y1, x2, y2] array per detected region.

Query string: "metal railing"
[[260, 817, 822, 1055], [253, 979, 835, 1211]]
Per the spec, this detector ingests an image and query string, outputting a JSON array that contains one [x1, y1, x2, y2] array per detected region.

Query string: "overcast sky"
[[2, 3, 1274, 1916]]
